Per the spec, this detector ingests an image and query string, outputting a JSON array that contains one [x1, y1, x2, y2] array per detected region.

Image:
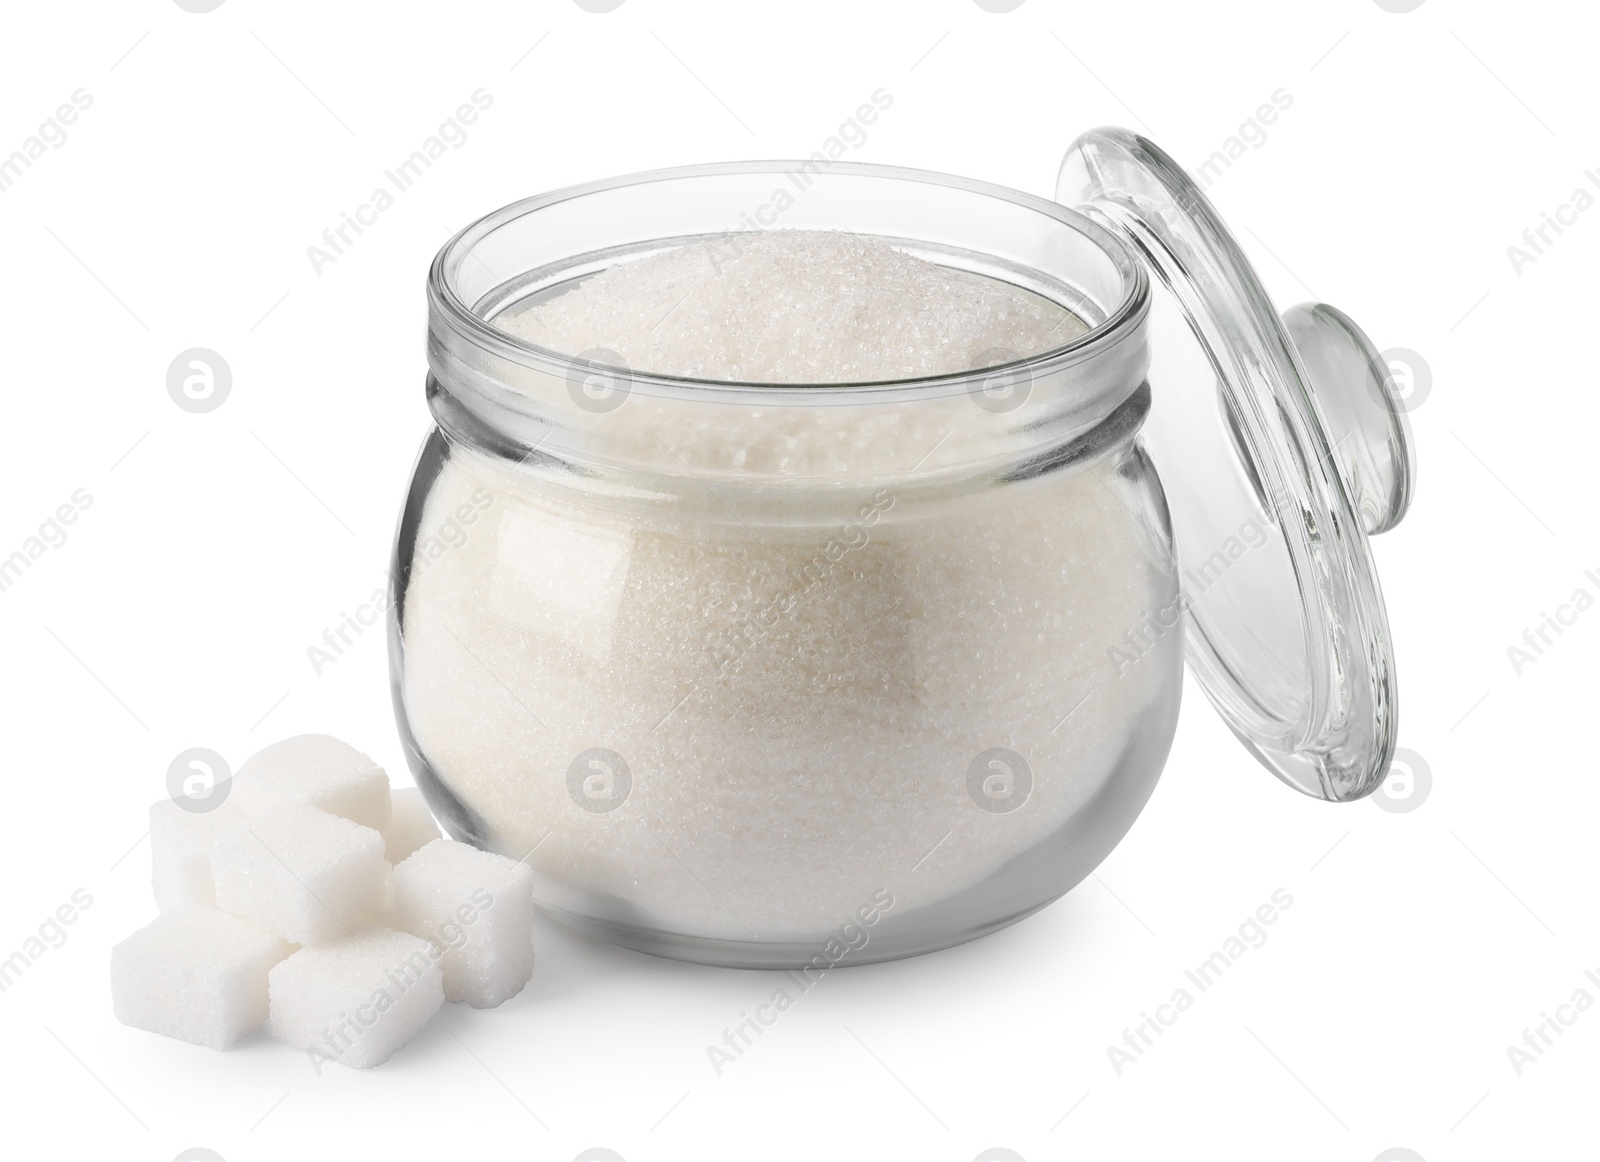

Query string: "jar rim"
[[426, 158, 1151, 403]]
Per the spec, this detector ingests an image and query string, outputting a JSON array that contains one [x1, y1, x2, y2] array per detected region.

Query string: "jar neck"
[[427, 299, 1151, 487], [425, 368, 1153, 527]]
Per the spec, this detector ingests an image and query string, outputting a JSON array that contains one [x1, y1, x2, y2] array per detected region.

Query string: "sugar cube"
[[391, 840, 534, 1008], [150, 799, 248, 911], [110, 907, 290, 1049], [232, 735, 391, 830], [268, 928, 444, 1068], [382, 787, 442, 864], [211, 804, 389, 945]]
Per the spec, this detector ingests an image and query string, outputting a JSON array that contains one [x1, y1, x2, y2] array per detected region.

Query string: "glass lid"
[[1056, 127, 1415, 803]]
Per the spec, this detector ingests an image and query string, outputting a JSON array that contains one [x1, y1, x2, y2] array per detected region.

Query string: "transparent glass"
[[1059, 129, 1405, 802], [389, 162, 1182, 967]]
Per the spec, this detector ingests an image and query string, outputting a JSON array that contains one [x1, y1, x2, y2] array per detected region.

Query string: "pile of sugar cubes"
[[110, 735, 536, 1068]]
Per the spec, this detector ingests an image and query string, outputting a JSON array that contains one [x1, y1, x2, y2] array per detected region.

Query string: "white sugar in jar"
[[392, 164, 1182, 967]]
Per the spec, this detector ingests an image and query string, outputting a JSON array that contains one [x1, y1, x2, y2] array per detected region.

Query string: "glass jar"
[[390, 138, 1410, 967]]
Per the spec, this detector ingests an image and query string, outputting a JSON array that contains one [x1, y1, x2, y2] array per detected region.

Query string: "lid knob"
[[1281, 303, 1417, 535]]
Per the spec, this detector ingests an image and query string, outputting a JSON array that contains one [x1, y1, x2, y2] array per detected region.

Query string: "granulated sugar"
[[497, 230, 1078, 383], [401, 230, 1171, 944]]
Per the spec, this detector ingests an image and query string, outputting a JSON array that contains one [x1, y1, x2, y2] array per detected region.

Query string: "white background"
[[1, 1, 1595, 1159]]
